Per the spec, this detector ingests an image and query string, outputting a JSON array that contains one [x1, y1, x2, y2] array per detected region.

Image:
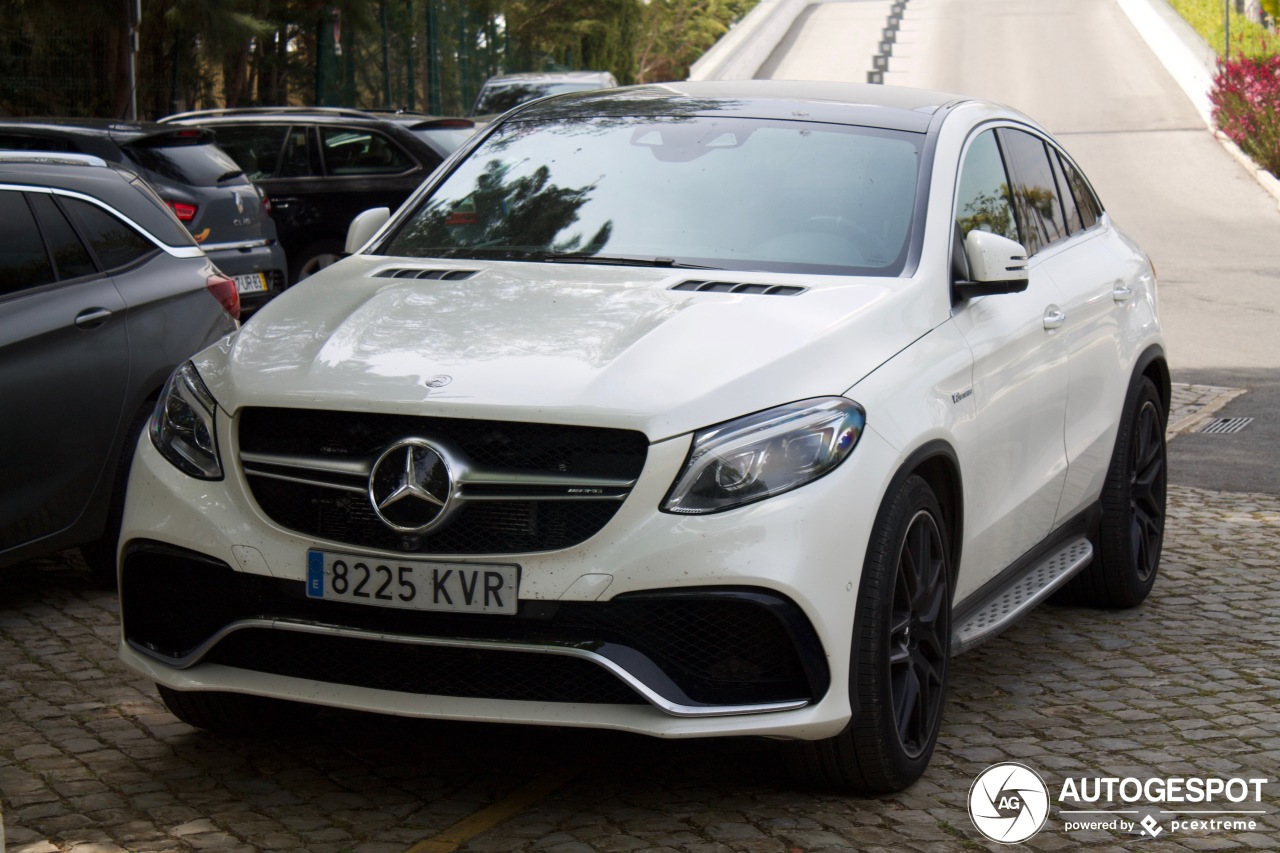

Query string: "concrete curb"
[[687, 0, 810, 81], [1116, 0, 1280, 209]]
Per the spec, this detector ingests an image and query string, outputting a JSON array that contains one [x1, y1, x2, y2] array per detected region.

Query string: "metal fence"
[[1, 5, 574, 120]]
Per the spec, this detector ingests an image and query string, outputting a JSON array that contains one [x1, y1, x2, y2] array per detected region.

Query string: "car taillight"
[[206, 273, 240, 320], [167, 200, 198, 222], [262, 194, 273, 216]]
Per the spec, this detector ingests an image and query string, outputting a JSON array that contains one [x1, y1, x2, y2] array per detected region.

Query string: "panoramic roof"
[[510, 79, 971, 132]]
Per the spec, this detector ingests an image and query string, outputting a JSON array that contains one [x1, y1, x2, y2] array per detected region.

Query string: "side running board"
[[952, 538, 1093, 655]]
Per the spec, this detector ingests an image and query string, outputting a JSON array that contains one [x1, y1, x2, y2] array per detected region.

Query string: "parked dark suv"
[[161, 108, 477, 283], [0, 119, 287, 313], [0, 151, 239, 585], [468, 71, 618, 117]]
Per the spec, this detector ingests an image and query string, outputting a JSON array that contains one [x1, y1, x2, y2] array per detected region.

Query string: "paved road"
[[4, 3, 1280, 852], [768, 0, 1280, 494], [2, 479, 1277, 852]]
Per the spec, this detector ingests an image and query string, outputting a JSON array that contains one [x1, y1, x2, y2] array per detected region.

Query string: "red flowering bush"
[[1211, 51, 1280, 177]]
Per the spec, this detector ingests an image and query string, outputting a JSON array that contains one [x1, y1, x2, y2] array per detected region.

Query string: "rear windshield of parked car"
[[381, 115, 922, 277], [124, 141, 246, 187]]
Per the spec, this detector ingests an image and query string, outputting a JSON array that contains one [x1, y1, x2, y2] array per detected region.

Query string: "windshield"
[[380, 115, 922, 276]]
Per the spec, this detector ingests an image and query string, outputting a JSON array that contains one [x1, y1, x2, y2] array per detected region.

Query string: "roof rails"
[[0, 151, 109, 168], [160, 106, 442, 123]]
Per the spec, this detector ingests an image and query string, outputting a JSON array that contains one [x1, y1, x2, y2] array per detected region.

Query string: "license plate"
[[234, 272, 268, 294], [305, 550, 518, 615]]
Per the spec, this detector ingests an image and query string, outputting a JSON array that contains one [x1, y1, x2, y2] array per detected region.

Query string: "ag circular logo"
[[368, 438, 453, 533], [968, 762, 1050, 844]]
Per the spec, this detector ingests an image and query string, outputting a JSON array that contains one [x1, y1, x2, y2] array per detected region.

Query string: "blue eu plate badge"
[[306, 551, 324, 598]]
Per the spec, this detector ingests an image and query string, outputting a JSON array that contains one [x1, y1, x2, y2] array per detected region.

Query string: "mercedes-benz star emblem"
[[369, 439, 453, 533]]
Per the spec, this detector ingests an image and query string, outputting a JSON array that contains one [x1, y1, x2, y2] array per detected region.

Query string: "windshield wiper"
[[542, 252, 719, 270]]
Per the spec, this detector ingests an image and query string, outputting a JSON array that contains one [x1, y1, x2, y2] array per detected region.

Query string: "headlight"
[[150, 361, 223, 479], [662, 397, 865, 514]]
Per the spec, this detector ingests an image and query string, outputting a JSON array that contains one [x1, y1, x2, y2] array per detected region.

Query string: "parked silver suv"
[[0, 152, 239, 584]]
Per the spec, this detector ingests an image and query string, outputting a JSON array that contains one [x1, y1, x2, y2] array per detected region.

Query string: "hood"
[[196, 256, 934, 440]]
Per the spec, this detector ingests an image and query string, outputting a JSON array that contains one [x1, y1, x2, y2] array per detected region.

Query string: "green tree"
[[636, 0, 756, 82]]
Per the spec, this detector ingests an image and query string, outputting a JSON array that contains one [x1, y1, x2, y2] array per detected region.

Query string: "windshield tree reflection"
[[381, 113, 923, 276]]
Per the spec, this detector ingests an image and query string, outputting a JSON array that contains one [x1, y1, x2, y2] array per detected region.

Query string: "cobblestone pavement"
[[2, 388, 1278, 853]]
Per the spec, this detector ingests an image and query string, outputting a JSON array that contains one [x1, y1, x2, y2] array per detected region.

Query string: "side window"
[[211, 124, 290, 179], [1059, 153, 1101, 230], [997, 128, 1068, 255], [1049, 150, 1082, 235], [955, 130, 1018, 243], [0, 191, 56, 295], [62, 197, 156, 271], [321, 128, 414, 175], [28, 193, 97, 280], [278, 126, 315, 178], [0, 133, 76, 153]]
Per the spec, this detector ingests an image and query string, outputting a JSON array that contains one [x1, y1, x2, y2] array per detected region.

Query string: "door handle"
[[1113, 284, 1133, 302], [74, 307, 114, 329], [1043, 306, 1066, 330], [272, 197, 297, 210]]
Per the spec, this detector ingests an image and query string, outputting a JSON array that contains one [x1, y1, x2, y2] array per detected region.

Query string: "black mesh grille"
[[122, 543, 827, 708], [237, 408, 648, 554], [205, 629, 645, 705], [556, 598, 809, 703]]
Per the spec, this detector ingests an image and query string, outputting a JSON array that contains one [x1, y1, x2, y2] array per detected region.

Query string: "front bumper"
[[118, 411, 898, 740]]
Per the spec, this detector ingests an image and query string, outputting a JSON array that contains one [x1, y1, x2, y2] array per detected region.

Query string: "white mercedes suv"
[[118, 81, 1167, 793]]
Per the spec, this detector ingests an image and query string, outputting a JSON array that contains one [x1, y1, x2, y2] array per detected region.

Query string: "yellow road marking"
[[404, 764, 582, 853]]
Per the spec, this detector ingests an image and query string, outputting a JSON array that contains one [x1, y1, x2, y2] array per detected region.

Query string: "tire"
[[289, 241, 344, 284], [1058, 375, 1167, 608], [80, 402, 153, 589], [157, 685, 305, 736], [797, 475, 952, 793]]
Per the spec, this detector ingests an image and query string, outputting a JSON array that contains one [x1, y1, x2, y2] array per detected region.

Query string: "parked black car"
[[0, 151, 239, 584], [161, 108, 477, 283], [0, 119, 287, 313], [468, 71, 619, 117]]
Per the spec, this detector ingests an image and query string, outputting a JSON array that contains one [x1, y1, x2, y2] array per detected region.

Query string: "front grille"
[[122, 543, 828, 708], [237, 408, 648, 554], [249, 477, 621, 554]]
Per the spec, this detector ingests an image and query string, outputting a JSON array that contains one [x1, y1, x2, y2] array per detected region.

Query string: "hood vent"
[[672, 280, 806, 296], [375, 267, 479, 281]]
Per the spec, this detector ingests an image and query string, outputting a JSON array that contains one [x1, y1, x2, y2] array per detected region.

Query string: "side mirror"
[[345, 207, 391, 254], [954, 230, 1030, 299]]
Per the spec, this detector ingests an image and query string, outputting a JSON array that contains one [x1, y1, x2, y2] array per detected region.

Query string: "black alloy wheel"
[[1126, 394, 1166, 584], [796, 474, 952, 793], [888, 506, 950, 759], [1055, 374, 1166, 608]]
